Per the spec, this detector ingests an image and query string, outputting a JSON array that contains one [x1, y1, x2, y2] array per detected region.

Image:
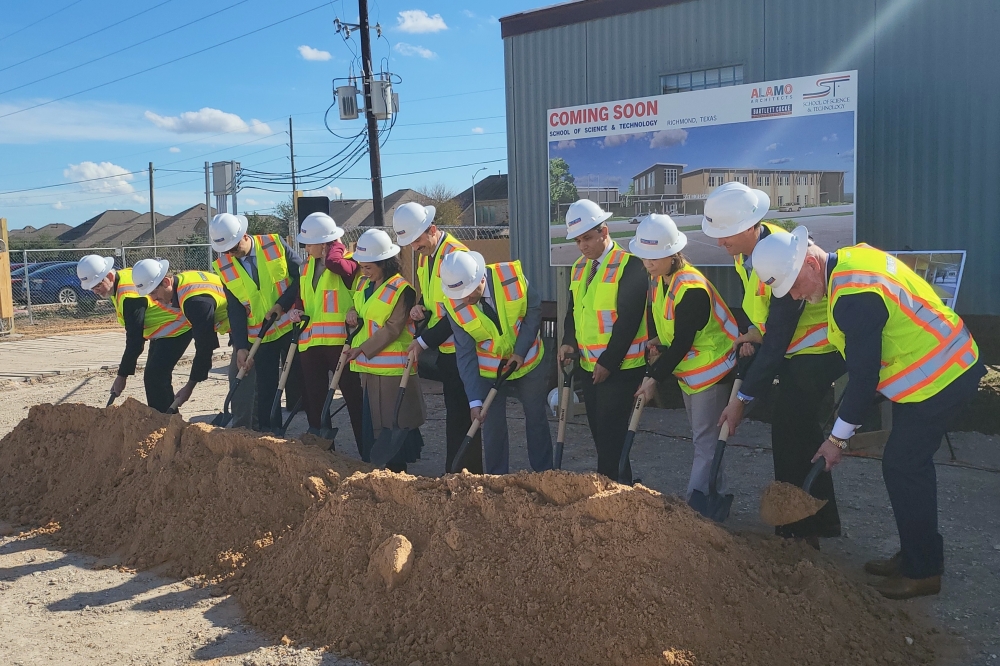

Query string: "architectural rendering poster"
[[547, 70, 858, 266], [888, 251, 966, 309]]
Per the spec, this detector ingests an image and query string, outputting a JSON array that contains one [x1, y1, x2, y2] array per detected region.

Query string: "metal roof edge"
[[500, 0, 694, 39]]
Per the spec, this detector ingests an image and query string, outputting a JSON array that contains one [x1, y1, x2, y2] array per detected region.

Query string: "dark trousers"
[[253, 331, 303, 431], [361, 388, 423, 472], [438, 351, 482, 474], [299, 344, 364, 447], [143, 331, 192, 412], [884, 362, 984, 579], [578, 365, 646, 482], [772, 351, 846, 538]]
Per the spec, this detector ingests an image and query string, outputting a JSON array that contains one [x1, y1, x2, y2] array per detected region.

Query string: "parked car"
[[14, 262, 98, 305], [777, 203, 802, 212]]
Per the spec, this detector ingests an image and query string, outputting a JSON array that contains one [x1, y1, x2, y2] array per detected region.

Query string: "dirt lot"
[[1, 356, 998, 665]]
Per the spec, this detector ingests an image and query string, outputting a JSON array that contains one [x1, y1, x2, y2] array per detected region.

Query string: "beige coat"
[[356, 281, 426, 433]]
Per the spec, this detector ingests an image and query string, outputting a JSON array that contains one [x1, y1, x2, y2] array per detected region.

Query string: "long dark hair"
[[665, 252, 688, 277], [372, 255, 402, 282]]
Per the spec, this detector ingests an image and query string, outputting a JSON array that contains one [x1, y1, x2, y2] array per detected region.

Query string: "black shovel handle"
[[617, 394, 646, 483], [803, 457, 826, 494]]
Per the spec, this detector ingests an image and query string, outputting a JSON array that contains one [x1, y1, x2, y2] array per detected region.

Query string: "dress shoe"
[[864, 552, 902, 577], [872, 574, 941, 600]]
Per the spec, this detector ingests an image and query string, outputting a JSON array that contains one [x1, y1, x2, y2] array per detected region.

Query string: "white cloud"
[[396, 9, 447, 33], [169, 146, 180, 153], [822, 133, 838, 142], [307, 185, 343, 199], [298, 45, 332, 61], [52, 201, 68, 210], [245, 198, 259, 206], [601, 133, 647, 149], [461, 9, 475, 18], [394, 42, 436, 59], [471, 127, 484, 134], [840, 148, 855, 159], [767, 157, 793, 164], [554, 140, 576, 149], [63, 161, 136, 195], [649, 129, 687, 149], [765, 142, 778, 151], [144, 108, 272, 135]]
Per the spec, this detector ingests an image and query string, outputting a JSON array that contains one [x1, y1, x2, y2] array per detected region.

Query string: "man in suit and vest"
[[557, 199, 648, 483], [132, 258, 230, 411], [394, 202, 482, 473], [209, 212, 302, 431], [753, 227, 985, 599], [439, 250, 553, 474], [705, 183, 846, 546], [77, 254, 192, 412]]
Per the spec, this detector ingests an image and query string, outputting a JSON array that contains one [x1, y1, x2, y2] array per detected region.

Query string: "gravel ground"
[[1, 355, 998, 665]]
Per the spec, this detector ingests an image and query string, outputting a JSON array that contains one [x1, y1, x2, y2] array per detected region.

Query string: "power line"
[[0, 0, 178, 74], [0, 169, 147, 196], [297, 130, 505, 145], [0, 0, 87, 42], [297, 114, 506, 131], [0, 1, 333, 120]]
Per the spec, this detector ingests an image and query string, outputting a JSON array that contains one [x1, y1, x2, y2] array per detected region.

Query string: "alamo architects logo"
[[750, 81, 793, 118]]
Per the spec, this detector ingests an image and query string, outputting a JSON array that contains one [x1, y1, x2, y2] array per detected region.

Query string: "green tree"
[[549, 157, 579, 223], [416, 184, 462, 226], [274, 196, 294, 226], [246, 213, 288, 237], [9, 234, 61, 251]]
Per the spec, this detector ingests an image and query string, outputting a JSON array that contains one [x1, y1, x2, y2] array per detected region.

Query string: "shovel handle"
[[718, 379, 744, 444], [398, 354, 415, 390], [627, 394, 645, 432], [276, 337, 299, 391], [234, 312, 278, 381], [803, 457, 826, 494], [556, 384, 572, 445]]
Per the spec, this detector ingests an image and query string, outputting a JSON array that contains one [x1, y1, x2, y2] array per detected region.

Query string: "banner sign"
[[889, 251, 966, 309], [547, 70, 858, 266]]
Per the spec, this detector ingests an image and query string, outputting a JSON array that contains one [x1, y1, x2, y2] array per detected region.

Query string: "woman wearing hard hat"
[[630, 214, 739, 500], [285, 212, 364, 450], [341, 228, 426, 470]]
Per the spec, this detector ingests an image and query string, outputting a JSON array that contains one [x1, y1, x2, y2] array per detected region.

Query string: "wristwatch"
[[828, 434, 850, 450]]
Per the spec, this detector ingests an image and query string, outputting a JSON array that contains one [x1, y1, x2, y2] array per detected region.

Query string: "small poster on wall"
[[888, 250, 967, 309]]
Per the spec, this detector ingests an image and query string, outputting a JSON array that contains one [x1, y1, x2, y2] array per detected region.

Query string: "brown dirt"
[[759, 481, 829, 527], [0, 401, 939, 666]]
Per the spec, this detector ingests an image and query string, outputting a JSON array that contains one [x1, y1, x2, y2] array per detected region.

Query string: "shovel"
[[553, 361, 574, 470], [273, 396, 303, 438], [317, 326, 361, 442], [449, 362, 517, 473], [617, 393, 646, 484], [105, 389, 120, 408], [760, 456, 829, 527], [269, 316, 309, 435], [369, 355, 416, 468], [211, 313, 277, 428], [688, 379, 743, 522]]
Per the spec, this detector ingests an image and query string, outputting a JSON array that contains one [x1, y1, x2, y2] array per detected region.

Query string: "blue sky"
[[0, 0, 539, 229], [550, 112, 857, 194]]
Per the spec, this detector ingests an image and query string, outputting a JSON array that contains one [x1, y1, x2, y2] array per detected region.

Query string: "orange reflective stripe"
[[597, 310, 615, 334], [324, 290, 339, 312], [354, 350, 409, 371], [259, 236, 282, 261], [494, 263, 524, 301], [451, 302, 476, 326], [878, 326, 975, 401], [216, 258, 240, 282], [571, 260, 586, 282], [831, 271, 953, 342], [379, 276, 404, 304], [601, 249, 625, 283], [786, 322, 830, 355], [675, 350, 736, 391]]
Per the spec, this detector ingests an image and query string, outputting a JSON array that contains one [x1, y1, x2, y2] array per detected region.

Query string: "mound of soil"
[[0, 401, 935, 665], [759, 481, 828, 527]]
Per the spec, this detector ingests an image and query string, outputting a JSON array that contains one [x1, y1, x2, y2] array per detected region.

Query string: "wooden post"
[[0, 218, 13, 333]]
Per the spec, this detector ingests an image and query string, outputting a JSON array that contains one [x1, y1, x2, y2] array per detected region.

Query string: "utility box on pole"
[[212, 161, 240, 214]]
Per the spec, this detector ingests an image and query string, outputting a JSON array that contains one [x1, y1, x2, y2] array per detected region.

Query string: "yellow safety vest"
[[175, 270, 230, 335], [111, 268, 191, 340], [416, 232, 468, 354], [445, 261, 544, 381], [735, 222, 837, 356], [828, 245, 979, 403], [350, 274, 416, 376], [569, 244, 648, 372], [651, 265, 738, 394], [212, 234, 293, 343], [297, 256, 352, 351]]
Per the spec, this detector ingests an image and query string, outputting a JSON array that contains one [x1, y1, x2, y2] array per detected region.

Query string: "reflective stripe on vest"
[[569, 244, 648, 372], [350, 274, 415, 376], [112, 268, 191, 340], [176, 270, 229, 334], [298, 256, 351, 351], [417, 234, 468, 355], [212, 234, 292, 343], [828, 245, 979, 403]]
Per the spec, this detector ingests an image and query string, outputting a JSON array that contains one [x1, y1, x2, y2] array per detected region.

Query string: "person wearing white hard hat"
[[210, 212, 303, 431], [77, 255, 193, 412], [753, 228, 984, 599], [341, 228, 425, 471], [284, 212, 364, 449], [393, 201, 482, 473], [704, 182, 845, 544], [134, 258, 231, 412], [629, 215, 739, 501], [439, 250, 552, 474], [557, 199, 649, 483]]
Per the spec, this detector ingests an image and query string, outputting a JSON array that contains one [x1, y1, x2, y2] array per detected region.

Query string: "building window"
[[739, 175, 748, 185], [477, 205, 496, 225], [664, 168, 677, 186], [757, 175, 771, 187], [796, 195, 801, 205], [708, 175, 716, 187], [778, 196, 784, 205], [661, 65, 744, 94]]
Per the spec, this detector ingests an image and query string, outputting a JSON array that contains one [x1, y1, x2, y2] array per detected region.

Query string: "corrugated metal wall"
[[505, 0, 1000, 313]]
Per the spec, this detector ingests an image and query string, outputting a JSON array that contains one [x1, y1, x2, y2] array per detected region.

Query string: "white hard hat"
[[77, 255, 115, 290], [353, 228, 400, 263], [297, 212, 343, 245], [564, 199, 612, 240], [440, 250, 486, 300], [547, 387, 580, 416], [209, 212, 248, 253], [392, 201, 436, 246], [701, 182, 771, 239], [628, 213, 687, 260], [751, 226, 810, 298], [133, 258, 170, 297]]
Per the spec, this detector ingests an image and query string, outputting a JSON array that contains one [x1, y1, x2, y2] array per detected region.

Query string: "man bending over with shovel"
[[439, 250, 552, 475]]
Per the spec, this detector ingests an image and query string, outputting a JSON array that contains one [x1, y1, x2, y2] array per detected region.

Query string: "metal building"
[[501, 0, 1000, 314]]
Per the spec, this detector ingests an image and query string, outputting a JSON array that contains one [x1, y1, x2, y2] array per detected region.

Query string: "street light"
[[471, 167, 486, 239]]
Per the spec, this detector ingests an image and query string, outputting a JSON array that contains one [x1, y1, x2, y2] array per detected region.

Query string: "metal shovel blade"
[[272, 397, 302, 438], [688, 439, 734, 523], [370, 425, 410, 468]]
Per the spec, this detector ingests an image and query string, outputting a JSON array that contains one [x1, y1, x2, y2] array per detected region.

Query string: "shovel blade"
[[553, 441, 564, 470], [370, 426, 410, 468], [211, 412, 230, 427], [617, 431, 637, 484], [707, 493, 735, 523], [688, 489, 710, 515]]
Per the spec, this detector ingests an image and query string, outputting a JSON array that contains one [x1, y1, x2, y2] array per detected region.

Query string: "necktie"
[[481, 297, 501, 329], [586, 259, 600, 288], [242, 255, 260, 287]]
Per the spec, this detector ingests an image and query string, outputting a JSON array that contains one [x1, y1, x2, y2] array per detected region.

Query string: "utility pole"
[[148, 162, 156, 251], [289, 116, 298, 244], [205, 162, 212, 265], [359, 0, 385, 226]]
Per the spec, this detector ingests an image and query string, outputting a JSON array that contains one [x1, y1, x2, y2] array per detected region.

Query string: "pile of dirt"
[[0, 402, 935, 665], [759, 481, 829, 527]]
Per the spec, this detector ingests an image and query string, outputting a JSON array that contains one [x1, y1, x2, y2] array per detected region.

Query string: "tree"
[[9, 234, 61, 251], [549, 157, 579, 222], [246, 213, 288, 237], [274, 196, 294, 226], [416, 183, 462, 226]]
